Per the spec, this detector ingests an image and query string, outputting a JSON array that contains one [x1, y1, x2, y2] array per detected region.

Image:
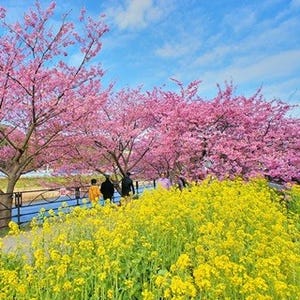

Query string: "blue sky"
[[2, 0, 300, 116]]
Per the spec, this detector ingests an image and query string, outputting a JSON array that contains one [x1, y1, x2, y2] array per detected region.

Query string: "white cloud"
[[155, 36, 201, 58], [249, 16, 300, 48], [108, 0, 173, 30], [115, 0, 152, 29], [155, 42, 188, 58], [291, 0, 300, 8], [154, 8, 206, 59], [223, 8, 257, 33], [202, 49, 300, 85], [262, 77, 300, 101], [263, 80, 300, 117], [195, 45, 234, 67], [193, 11, 300, 70]]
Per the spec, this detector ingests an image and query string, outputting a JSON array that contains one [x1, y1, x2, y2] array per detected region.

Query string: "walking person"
[[88, 178, 101, 205], [174, 174, 187, 191], [121, 172, 135, 197], [100, 174, 115, 203], [157, 172, 172, 190]]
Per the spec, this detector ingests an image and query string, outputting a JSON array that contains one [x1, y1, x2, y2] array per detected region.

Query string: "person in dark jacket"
[[100, 174, 115, 202], [121, 172, 135, 197]]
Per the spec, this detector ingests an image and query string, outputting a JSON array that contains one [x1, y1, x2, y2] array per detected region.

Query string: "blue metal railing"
[[0, 180, 155, 228]]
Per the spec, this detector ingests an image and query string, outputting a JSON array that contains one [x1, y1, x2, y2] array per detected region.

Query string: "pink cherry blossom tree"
[[63, 87, 159, 192], [141, 80, 208, 182], [147, 82, 300, 183], [0, 1, 109, 226], [55, 79, 299, 189], [192, 84, 300, 182]]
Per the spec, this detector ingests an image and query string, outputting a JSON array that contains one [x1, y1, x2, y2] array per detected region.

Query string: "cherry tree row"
[[0, 2, 299, 227]]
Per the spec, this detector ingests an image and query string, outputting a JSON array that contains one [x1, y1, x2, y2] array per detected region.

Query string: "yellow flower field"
[[0, 178, 299, 299]]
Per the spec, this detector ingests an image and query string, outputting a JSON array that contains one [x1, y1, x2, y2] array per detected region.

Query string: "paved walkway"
[[1, 231, 34, 255]]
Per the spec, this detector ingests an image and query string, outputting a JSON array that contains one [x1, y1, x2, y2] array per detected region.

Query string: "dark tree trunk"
[[0, 176, 18, 228]]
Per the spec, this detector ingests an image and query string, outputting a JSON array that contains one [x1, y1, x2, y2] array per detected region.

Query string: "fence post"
[[75, 187, 80, 205], [15, 192, 22, 226], [153, 179, 156, 188], [135, 181, 139, 195]]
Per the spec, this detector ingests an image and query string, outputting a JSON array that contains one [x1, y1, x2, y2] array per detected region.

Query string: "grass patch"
[[0, 174, 101, 192]]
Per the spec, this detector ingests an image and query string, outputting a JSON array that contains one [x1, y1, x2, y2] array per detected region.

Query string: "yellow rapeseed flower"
[[141, 289, 155, 300], [0, 178, 299, 299]]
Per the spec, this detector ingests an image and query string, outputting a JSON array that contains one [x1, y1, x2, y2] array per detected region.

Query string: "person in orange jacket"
[[88, 178, 101, 204]]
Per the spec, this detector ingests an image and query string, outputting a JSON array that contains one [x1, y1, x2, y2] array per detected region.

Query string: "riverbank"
[[0, 174, 96, 192]]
